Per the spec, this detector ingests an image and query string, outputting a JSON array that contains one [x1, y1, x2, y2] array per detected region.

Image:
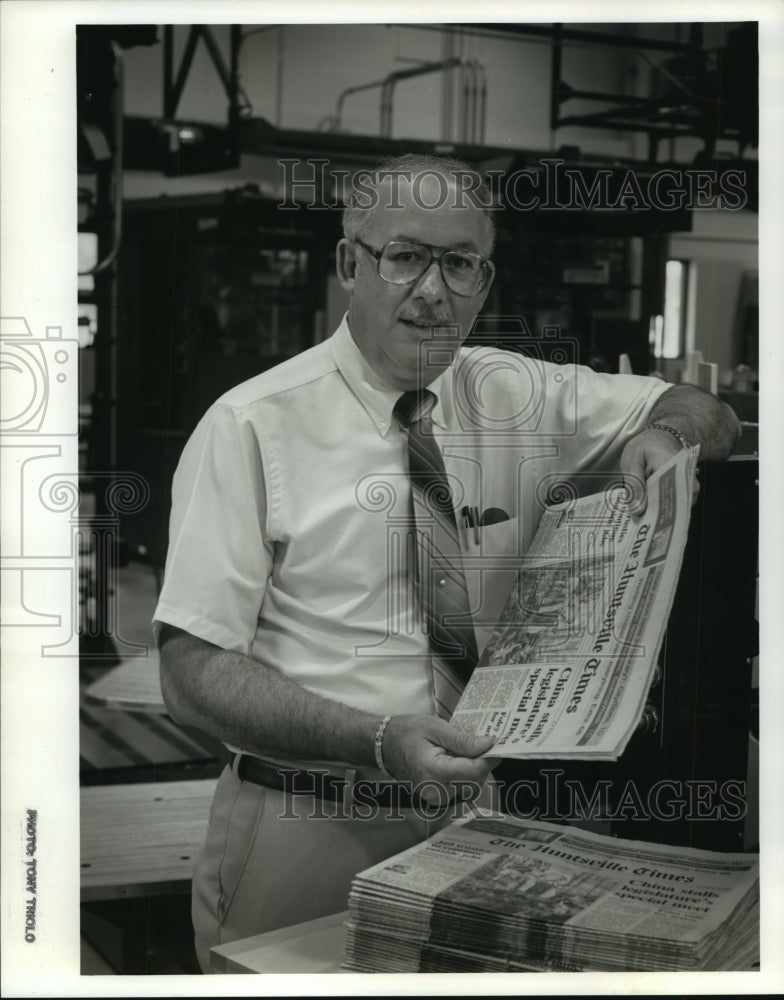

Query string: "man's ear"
[[336, 238, 357, 293]]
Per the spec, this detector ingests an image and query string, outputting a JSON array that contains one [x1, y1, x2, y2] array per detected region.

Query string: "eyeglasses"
[[354, 239, 493, 297]]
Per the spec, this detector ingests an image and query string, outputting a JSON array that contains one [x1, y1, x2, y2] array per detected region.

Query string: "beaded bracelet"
[[645, 422, 692, 451], [374, 715, 393, 776]]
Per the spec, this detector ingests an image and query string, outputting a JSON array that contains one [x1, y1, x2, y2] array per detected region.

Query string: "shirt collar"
[[330, 315, 450, 436]]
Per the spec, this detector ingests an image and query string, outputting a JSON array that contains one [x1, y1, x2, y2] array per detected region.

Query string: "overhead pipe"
[[462, 59, 487, 145], [461, 60, 470, 143], [380, 57, 486, 142], [476, 62, 487, 144], [335, 74, 395, 130], [334, 56, 486, 144], [471, 60, 487, 144], [380, 60, 465, 137], [441, 32, 453, 142]]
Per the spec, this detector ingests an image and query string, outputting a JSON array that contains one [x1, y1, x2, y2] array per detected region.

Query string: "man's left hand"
[[620, 428, 698, 517]]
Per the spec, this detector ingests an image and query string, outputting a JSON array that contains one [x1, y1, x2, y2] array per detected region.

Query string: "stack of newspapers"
[[342, 814, 759, 973]]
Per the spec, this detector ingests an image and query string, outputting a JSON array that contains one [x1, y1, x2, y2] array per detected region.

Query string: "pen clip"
[[460, 506, 481, 545]]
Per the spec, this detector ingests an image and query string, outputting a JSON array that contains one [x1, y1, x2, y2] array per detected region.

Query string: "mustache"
[[398, 310, 453, 326]]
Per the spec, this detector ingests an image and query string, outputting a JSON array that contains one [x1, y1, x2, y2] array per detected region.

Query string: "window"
[[660, 258, 691, 359]]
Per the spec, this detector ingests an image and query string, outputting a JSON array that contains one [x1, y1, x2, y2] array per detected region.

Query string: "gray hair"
[[342, 152, 496, 257]]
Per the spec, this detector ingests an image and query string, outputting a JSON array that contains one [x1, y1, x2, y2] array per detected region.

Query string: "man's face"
[[337, 172, 494, 390]]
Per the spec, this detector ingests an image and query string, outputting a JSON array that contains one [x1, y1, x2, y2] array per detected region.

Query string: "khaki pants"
[[192, 761, 483, 972]]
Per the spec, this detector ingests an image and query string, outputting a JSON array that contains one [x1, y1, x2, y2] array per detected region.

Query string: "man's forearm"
[[158, 626, 380, 767], [648, 384, 740, 461], [158, 625, 498, 797]]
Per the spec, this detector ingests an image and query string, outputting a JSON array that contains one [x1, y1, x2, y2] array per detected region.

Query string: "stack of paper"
[[342, 813, 759, 973]]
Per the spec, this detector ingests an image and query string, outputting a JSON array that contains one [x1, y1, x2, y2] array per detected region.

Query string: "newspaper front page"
[[450, 446, 700, 760], [343, 812, 759, 973]]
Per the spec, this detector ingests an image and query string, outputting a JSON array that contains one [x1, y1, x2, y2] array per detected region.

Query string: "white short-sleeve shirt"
[[153, 317, 669, 717]]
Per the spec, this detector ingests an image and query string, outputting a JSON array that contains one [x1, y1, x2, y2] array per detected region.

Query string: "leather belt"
[[234, 753, 426, 810]]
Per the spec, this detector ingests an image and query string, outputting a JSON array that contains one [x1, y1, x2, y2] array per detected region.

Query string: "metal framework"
[[162, 25, 243, 121], [543, 22, 754, 160], [125, 22, 756, 170]]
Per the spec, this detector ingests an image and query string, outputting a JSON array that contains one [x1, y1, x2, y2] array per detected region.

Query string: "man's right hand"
[[159, 626, 500, 804], [381, 714, 498, 805]]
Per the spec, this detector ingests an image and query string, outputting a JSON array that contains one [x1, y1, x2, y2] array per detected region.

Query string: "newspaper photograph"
[[343, 812, 759, 973], [451, 446, 700, 760]]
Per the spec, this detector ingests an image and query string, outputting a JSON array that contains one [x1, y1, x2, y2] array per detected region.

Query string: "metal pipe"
[[276, 26, 284, 127], [556, 115, 711, 138], [336, 74, 392, 126], [461, 62, 469, 144], [549, 24, 562, 132], [163, 26, 173, 118], [458, 29, 470, 144], [380, 59, 468, 137], [472, 60, 487, 145], [470, 62, 479, 144], [441, 32, 453, 142], [469, 62, 478, 144], [380, 78, 394, 137], [333, 55, 487, 142], [229, 25, 241, 155], [200, 26, 232, 93], [477, 62, 487, 145], [378, 57, 474, 138], [468, 57, 476, 143], [428, 22, 697, 53], [560, 87, 654, 105], [168, 26, 202, 119]]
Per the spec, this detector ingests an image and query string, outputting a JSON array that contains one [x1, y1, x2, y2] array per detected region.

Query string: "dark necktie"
[[394, 389, 478, 718]]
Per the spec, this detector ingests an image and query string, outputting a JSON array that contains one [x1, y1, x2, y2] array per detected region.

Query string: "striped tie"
[[395, 389, 478, 719]]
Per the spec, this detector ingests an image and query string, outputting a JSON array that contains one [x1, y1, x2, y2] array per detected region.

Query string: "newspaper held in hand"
[[450, 446, 699, 761], [342, 812, 759, 973]]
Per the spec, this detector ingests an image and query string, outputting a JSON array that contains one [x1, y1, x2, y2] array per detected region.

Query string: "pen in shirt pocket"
[[460, 505, 481, 545]]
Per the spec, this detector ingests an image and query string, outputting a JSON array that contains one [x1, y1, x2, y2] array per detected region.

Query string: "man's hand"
[[620, 428, 698, 517], [619, 383, 740, 516], [381, 714, 498, 805]]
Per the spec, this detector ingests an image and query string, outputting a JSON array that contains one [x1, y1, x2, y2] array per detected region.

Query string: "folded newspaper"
[[342, 812, 759, 973], [450, 445, 700, 760]]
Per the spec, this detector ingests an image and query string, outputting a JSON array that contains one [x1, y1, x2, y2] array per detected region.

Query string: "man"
[[154, 154, 740, 969]]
